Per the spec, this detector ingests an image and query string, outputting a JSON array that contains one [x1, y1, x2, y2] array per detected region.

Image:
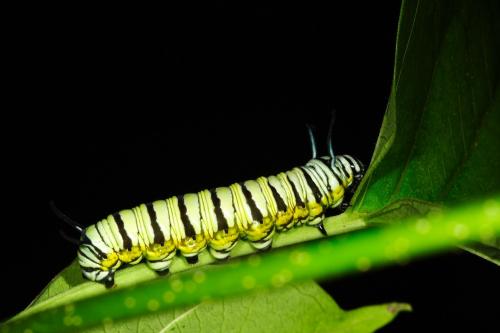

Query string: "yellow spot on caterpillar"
[[118, 246, 142, 263], [332, 186, 345, 203], [124, 297, 136, 308], [242, 275, 256, 289], [24, 329, 33, 333], [356, 257, 371, 272], [293, 205, 309, 221], [209, 227, 239, 251], [245, 218, 274, 243], [147, 299, 160, 311], [163, 291, 175, 303], [101, 252, 119, 269], [193, 271, 206, 284], [177, 234, 207, 257], [307, 202, 323, 218], [274, 209, 294, 230], [146, 241, 176, 261]]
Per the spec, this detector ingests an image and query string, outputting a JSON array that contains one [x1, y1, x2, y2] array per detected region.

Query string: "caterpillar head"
[[339, 155, 365, 186], [319, 155, 365, 188], [78, 232, 118, 288], [49, 202, 118, 288]]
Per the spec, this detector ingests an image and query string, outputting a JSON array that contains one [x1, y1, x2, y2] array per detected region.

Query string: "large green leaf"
[[356, 0, 500, 211], [81, 282, 410, 333], [353, 0, 500, 256]]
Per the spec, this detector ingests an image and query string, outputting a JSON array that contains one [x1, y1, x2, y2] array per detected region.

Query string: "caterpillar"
[[54, 119, 365, 288]]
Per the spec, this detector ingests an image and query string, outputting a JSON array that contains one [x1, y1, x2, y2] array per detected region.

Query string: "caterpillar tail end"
[[316, 222, 328, 237]]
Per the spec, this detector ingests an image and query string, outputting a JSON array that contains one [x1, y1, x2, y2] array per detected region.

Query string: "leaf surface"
[[82, 282, 409, 333], [355, 0, 500, 210], [353, 0, 500, 259]]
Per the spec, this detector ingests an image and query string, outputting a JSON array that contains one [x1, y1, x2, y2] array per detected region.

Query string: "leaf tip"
[[386, 302, 412, 314]]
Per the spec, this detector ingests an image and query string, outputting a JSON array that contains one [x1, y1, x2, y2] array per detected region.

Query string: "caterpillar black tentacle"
[[316, 222, 328, 237], [50, 200, 84, 233], [327, 109, 337, 162], [306, 124, 318, 159], [76, 153, 365, 287]]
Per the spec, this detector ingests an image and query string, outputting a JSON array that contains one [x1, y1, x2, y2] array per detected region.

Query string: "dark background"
[[4, 2, 498, 332]]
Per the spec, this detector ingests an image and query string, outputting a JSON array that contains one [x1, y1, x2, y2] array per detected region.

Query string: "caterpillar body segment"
[[78, 155, 364, 287]]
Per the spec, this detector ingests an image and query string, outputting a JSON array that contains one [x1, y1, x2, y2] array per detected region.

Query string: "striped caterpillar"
[[55, 121, 364, 288]]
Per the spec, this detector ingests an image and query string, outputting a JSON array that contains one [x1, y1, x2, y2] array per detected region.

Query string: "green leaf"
[[80, 281, 410, 333], [353, 0, 500, 258], [355, 0, 500, 209]]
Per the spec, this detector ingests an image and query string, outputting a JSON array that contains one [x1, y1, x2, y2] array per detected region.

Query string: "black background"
[[4, 2, 498, 332]]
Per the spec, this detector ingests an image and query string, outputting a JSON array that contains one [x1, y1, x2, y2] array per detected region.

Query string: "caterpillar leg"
[[306, 214, 327, 236], [83, 269, 115, 288], [208, 226, 240, 260], [209, 247, 231, 260], [251, 238, 273, 251], [246, 222, 275, 252], [209, 239, 238, 260], [316, 222, 327, 236], [102, 273, 115, 289], [185, 254, 199, 264], [177, 233, 207, 265], [128, 255, 143, 265], [144, 240, 177, 276], [146, 256, 174, 275], [81, 269, 115, 288], [250, 226, 275, 251], [157, 268, 170, 276]]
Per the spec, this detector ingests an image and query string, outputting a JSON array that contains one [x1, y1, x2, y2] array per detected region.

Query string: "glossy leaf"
[[354, 0, 500, 211], [353, 0, 500, 260]]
